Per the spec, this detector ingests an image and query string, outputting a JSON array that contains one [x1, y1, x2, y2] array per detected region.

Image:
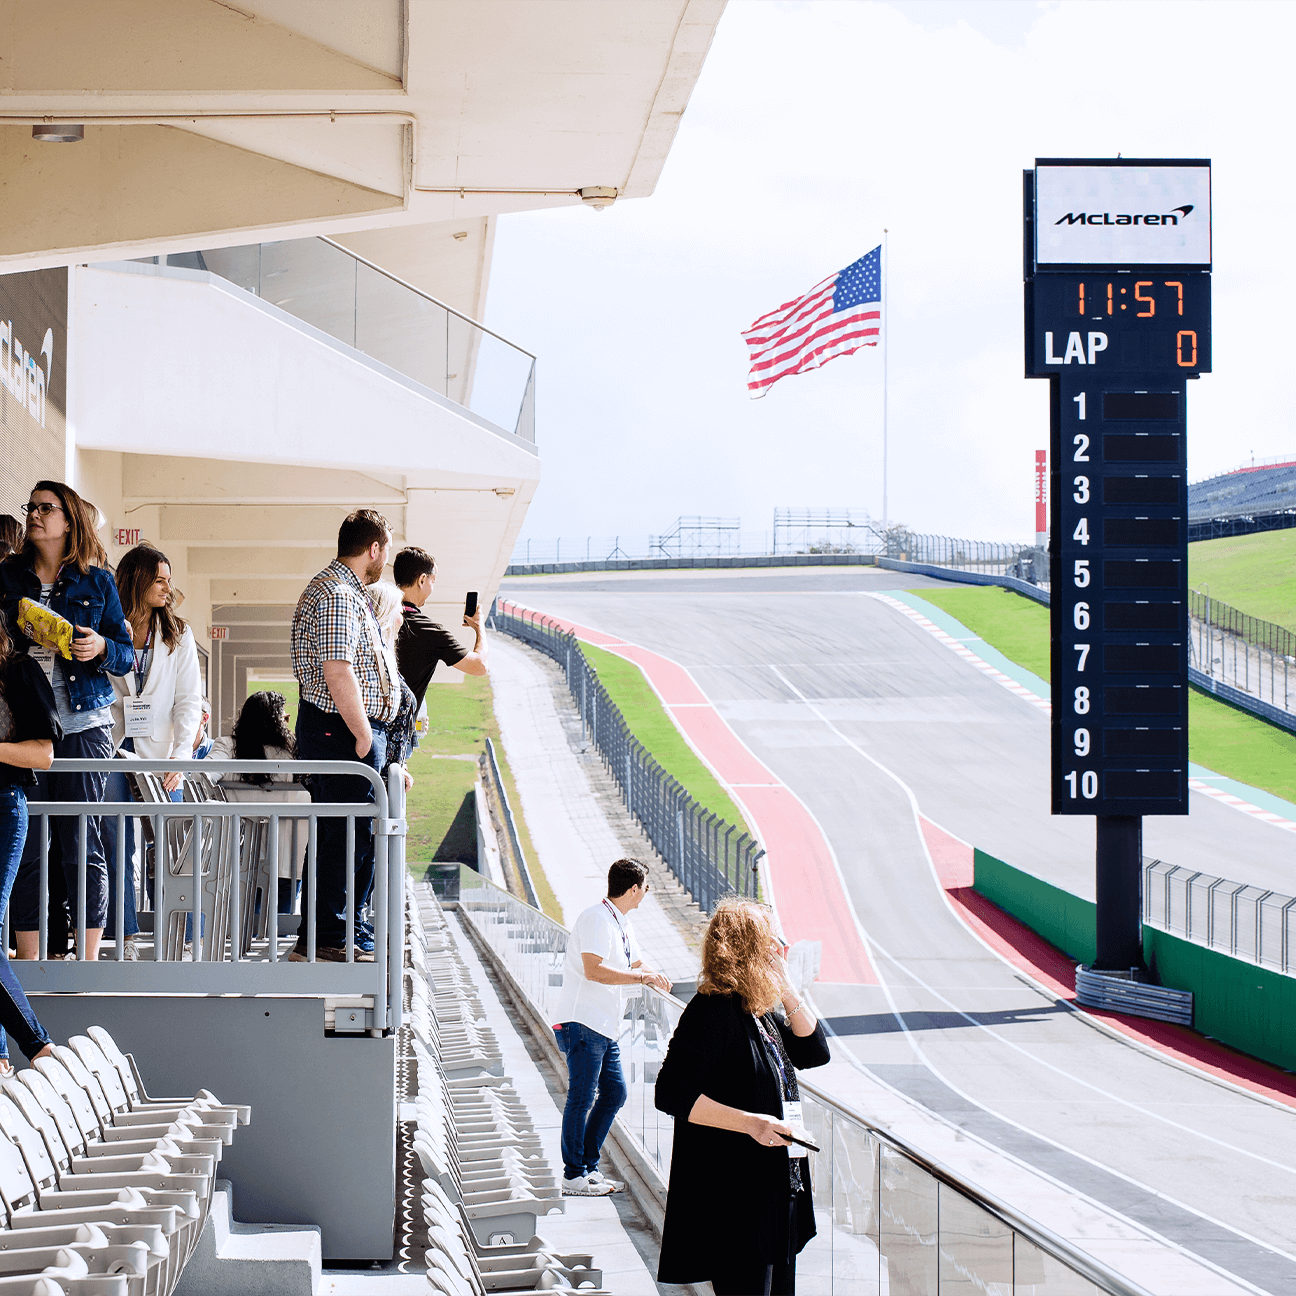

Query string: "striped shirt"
[[291, 561, 396, 722]]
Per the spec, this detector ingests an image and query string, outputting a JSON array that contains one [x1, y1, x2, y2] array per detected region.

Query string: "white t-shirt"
[[553, 900, 642, 1041]]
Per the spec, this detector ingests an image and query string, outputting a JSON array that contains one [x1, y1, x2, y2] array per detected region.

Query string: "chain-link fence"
[[1189, 591, 1296, 715], [1189, 590, 1296, 657], [1144, 858, 1296, 973], [489, 603, 762, 911], [889, 532, 1049, 586]]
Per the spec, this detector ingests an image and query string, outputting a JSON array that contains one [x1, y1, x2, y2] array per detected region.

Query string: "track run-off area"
[[500, 566, 1296, 1296]]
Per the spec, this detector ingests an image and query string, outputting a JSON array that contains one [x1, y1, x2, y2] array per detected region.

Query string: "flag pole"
[[882, 228, 889, 535]]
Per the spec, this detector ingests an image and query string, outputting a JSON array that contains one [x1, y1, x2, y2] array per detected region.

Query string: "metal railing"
[[141, 238, 536, 443], [1189, 590, 1296, 715], [489, 602, 761, 912], [1189, 589, 1296, 657], [892, 532, 1043, 577], [1144, 858, 1296, 974], [457, 866, 1150, 1296], [9, 759, 407, 1031]]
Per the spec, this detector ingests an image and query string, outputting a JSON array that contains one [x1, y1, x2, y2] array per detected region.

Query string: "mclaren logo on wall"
[[1036, 163, 1211, 267], [1055, 204, 1194, 228], [1, 320, 55, 428]]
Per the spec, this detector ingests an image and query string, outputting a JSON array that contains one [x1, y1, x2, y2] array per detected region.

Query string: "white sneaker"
[[585, 1171, 624, 1193], [122, 937, 140, 961], [562, 1174, 613, 1197]]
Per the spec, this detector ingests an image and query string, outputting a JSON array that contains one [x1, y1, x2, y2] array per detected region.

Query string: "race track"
[[501, 565, 1296, 1295]]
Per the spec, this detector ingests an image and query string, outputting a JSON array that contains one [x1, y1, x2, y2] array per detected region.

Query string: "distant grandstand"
[[1189, 457, 1296, 541]]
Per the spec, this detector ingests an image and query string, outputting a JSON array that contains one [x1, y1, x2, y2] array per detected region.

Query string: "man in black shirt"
[[393, 547, 488, 711]]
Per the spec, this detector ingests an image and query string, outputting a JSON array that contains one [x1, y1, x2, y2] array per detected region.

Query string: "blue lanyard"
[[754, 1014, 792, 1100], [133, 627, 153, 693], [602, 899, 632, 967]]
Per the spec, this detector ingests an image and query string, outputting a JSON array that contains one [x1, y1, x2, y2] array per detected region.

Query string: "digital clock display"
[[1026, 271, 1211, 376]]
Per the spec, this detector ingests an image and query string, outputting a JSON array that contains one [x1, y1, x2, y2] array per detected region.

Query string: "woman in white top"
[[105, 545, 203, 955]]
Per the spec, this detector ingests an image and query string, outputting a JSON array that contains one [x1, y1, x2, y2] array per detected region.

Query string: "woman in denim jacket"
[[0, 480, 133, 962]]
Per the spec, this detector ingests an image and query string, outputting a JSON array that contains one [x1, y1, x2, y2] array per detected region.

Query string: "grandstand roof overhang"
[[0, 0, 724, 273]]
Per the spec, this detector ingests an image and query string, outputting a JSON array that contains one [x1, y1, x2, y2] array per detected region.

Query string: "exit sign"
[[114, 528, 141, 547], [210, 626, 229, 641]]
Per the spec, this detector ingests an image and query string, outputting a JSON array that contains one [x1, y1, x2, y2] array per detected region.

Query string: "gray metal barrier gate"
[[489, 602, 762, 912], [9, 759, 407, 1031]]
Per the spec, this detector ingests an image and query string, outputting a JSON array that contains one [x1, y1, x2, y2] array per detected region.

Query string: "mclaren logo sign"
[[1036, 163, 1210, 267]]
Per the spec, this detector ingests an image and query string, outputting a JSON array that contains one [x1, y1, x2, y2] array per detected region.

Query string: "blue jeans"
[[14, 726, 113, 932], [0, 786, 53, 1061], [294, 701, 386, 951], [557, 1022, 627, 1181], [101, 769, 139, 940]]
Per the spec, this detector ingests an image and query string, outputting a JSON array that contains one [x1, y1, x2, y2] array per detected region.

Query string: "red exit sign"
[[210, 626, 229, 641], [114, 528, 141, 547]]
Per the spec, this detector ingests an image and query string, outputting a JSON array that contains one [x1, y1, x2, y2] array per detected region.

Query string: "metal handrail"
[[12, 758, 406, 1029], [482, 736, 539, 909], [455, 865, 1155, 1296], [317, 236, 538, 360]]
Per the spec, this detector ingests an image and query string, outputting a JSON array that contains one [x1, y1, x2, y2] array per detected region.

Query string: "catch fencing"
[[457, 866, 1152, 1296], [1144, 858, 1296, 973], [1189, 590, 1296, 715], [489, 602, 762, 912], [892, 532, 1046, 582]]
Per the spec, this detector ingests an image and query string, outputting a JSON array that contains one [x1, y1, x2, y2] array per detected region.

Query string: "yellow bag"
[[16, 597, 74, 659]]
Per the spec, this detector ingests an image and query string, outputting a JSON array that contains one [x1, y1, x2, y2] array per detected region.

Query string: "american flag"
[[742, 246, 882, 398]]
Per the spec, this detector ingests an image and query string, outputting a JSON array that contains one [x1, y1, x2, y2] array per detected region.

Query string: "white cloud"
[[486, 0, 1296, 547]]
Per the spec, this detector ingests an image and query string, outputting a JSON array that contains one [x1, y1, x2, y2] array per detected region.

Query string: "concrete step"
[[174, 1179, 322, 1296]]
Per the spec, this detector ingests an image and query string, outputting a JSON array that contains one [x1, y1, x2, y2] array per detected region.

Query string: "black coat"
[[654, 991, 831, 1282]]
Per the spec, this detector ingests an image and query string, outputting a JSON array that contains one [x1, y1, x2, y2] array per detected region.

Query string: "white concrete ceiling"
[[0, 0, 725, 273]]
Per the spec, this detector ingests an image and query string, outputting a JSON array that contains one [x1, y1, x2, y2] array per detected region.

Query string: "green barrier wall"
[[973, 848, 1097, 967], [973, 847, 1296, 1072]]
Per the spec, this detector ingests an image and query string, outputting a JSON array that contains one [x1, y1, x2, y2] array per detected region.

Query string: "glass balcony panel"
[[1012, 1236, 1105, 1295], [938, 1185, 1012, 1295], [879, 1145, 937, 1295], [258, 239, 358, 346], [355, 262, 449, 396], [186, 245, 261, 293]]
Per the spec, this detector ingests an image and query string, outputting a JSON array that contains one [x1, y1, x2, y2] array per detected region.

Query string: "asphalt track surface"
[[501, 566, 1296, 1296]]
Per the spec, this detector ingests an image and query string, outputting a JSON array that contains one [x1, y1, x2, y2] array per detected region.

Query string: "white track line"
[[869, 590, 1296, 834], [769, 664, 1296, 1180]]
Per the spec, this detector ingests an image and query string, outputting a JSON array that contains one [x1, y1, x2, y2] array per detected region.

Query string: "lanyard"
[[38, 564, 64, 607], [602, 899, 632, 967], [133, 626, 153, 693], [754, 1014, 793, 1100]]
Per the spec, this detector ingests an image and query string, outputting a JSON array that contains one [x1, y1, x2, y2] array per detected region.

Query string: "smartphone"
[[464, 591, 478, 618], [783, 1131, 821, 1153]]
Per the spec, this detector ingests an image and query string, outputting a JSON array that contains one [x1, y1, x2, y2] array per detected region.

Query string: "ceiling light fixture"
[[32, 123, 84, 142], [579, 186, 617, 211], [453, 231, 468, 241], [494, 487, 516, 498]]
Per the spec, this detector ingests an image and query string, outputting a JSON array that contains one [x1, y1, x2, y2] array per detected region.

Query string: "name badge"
[[124, 696, 155, 738], [29, 644, 55, 679], [782, 1099, 808, 1159]]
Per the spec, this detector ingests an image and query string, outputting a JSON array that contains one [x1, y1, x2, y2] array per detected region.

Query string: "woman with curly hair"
[[655, 898, 830, 1294]]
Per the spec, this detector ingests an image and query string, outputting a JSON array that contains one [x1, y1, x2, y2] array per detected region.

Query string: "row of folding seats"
[[0, 1028, 248, 1296], [408, 886, 609, 1295]]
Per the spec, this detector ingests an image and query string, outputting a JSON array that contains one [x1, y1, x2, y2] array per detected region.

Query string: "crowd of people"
[[0, 485, 489, 1054]]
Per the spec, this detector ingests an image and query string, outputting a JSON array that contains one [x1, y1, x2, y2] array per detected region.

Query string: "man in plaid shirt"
[[290, 509, 397, 962]]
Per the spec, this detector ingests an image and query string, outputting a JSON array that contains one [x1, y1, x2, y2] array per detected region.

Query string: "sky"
[[485, 0, 1296, 549]]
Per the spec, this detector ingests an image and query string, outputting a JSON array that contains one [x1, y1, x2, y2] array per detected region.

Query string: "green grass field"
[[911, 586, 1053, 681], [580, 641, 753, 834], [1188, 530, 1296, 629], [247, 676, 563, 922], [908, 584, 1296, 803]]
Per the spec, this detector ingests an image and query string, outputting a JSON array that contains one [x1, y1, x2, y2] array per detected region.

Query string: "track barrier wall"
[[488, 603, 762, 912], [973, 849, 1296, 1072]]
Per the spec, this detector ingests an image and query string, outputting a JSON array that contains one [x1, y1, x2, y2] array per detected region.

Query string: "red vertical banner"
[[1034, 449, 1047, 541]]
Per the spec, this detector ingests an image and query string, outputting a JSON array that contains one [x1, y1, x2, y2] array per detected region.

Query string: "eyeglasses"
[[23, 502, 63, 518]]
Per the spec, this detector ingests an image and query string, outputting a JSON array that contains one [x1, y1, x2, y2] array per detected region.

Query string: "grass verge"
[[1189, 530, 1296, 630], [410, 674, 563, 923], [907, 585, 1296, 805], [579, 640, 753, 834]]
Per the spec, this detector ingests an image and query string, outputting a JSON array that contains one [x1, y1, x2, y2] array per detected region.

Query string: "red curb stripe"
[[918, 817, 1296, 1110], [501, 601, 878, 985]]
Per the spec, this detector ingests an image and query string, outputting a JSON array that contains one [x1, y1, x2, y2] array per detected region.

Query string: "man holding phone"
[[392, 546, 487, 712]]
